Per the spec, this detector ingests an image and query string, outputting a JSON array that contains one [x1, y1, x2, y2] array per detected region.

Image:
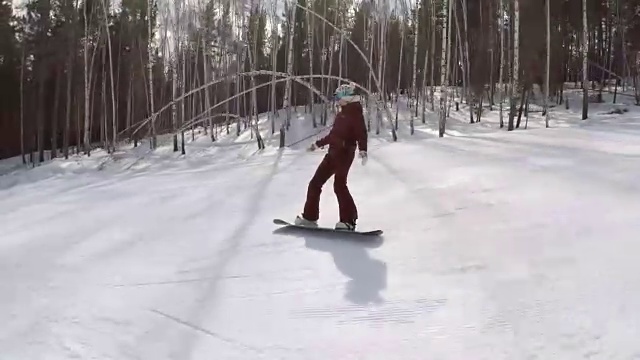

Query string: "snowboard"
[[273, 218, 383, 236]]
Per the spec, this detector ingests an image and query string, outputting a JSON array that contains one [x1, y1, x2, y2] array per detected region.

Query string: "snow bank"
[[1, 85, 638, 189], [0, 105, 334, 190]]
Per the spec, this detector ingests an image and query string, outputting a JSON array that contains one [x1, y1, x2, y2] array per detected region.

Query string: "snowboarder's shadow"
[[273, 227, 387, 305]]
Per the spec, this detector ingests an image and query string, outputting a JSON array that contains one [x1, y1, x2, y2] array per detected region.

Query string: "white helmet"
[[334, 82, 359, 103]]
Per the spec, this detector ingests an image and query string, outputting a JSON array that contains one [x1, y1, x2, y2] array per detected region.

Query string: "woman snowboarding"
[[295, 83, 368, 231]]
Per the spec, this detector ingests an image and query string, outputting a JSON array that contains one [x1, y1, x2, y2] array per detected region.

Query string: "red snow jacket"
[[315, 101, 368, 154]]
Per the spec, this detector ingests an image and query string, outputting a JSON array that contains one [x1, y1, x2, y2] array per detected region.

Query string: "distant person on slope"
[[295, 82, 368, 231]]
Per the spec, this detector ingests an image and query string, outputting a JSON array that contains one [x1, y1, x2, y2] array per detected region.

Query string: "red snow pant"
[[302, 147, 357, 223]]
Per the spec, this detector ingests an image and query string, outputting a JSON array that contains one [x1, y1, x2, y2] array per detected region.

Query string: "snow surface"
[[2, 90, 640, 359]]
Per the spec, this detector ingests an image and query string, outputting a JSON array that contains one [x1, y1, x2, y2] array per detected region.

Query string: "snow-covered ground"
[[2, 89, 640, 359]]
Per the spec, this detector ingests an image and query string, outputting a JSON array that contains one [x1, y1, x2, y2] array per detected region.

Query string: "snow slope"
[[2, 93, 640, 359]]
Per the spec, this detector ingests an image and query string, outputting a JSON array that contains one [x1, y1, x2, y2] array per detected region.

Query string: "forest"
[[0, 0, 639, 162]]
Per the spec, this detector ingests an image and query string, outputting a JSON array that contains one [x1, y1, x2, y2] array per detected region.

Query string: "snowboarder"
[[295, 82, 368, 231]]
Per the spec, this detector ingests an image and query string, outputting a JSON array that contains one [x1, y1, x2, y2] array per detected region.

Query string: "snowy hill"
[[2, 92, 640, 359]]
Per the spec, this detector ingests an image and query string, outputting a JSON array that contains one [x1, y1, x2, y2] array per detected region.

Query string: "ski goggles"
[[334, 89, 355, 101]]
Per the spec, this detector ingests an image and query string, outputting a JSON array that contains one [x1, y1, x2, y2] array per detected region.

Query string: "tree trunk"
[[101, 0, 117, 152], [307, 0, 316, 127], [438, 0, 452, 137], [83, 4, 93, 155], [498, 0, 505, 128], [51, 66, 62, 159], [410, 0, 419, 121], [581, 0, 589, 120], [282, 3, 296, 129], [508, 0, 520, 131], [36, 66, 46, 163], [20, 43, 26, 164], [148, 0, 157, 148], [544, 0, 550, 128]]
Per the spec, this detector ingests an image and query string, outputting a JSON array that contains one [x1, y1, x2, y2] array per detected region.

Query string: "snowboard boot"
[[295, 215, 318, 228], [335, 220, 356, 231]]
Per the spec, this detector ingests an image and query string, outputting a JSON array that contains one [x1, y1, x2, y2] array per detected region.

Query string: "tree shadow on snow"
[[159, 148, 297, 359], [273, 227, 387, 305]]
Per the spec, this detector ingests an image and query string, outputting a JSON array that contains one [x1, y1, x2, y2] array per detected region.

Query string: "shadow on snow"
[[273, 226, 387, 306]]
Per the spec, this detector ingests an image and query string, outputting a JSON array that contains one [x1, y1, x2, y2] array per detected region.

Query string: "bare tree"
[[544, 0, 550, 128], [581, 0, 589, 120]]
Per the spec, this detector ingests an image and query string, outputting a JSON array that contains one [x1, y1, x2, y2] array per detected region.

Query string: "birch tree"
[[507, 0, 519, 131], [438, 0, 452, 137], [410, 0, 419, 124], [269, 0, 279, 134], [282, 0, 296, 130], [83, 0, 92, 154], [147, 0, 156, 148]]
